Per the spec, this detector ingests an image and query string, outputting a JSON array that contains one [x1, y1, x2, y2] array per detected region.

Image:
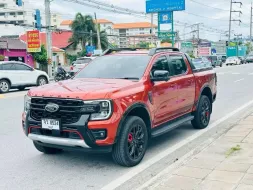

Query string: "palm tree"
[[69, 13, 108, 51]]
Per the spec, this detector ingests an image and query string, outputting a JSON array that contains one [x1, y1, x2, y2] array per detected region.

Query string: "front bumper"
[[23, 112, 113, 153]]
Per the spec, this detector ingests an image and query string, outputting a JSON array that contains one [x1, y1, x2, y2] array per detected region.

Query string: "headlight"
[[83, 100, 112, 121], [24, 95, 31, 114]]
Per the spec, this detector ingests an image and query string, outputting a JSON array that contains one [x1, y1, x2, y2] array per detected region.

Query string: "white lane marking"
[[234, 78, 244, 83], [217, 72, 225, 75], [249, 72, 253, 75], [101, 99, 253, 190], [232, 73, 240, 75]]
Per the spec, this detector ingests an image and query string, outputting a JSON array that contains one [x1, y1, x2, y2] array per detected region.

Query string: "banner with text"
[[27, 30, 41, 52]]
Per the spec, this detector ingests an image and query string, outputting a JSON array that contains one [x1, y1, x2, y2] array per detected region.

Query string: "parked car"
[[238, 56, 246, 64], [225, 56, 241, 66], [221, 55, 227, 63], [71, 57, 96, 73], [22, 47, 217, 167], [202, 56, 222, 67], [0, 61, 49, 93], [192, 58, 212, 69], [245, 55, 253, 63]]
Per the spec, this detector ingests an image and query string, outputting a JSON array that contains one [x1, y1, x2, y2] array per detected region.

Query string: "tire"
[[0, 79, 10, 93], [33, 141, 62, 154], [18, 86, 26, 91], [112, 116, 148, 167], [192, 95, 211, 129], [37, 76, 48, 86]]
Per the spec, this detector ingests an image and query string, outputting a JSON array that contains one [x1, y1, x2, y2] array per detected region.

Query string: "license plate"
[[42, 119, 60, 130]]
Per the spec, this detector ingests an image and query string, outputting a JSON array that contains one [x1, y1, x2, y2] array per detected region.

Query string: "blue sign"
[[211, 48, 216, 55], [86, 46, 95, 54], [146, 0, 185, 13], [158, 12, 172, 24]]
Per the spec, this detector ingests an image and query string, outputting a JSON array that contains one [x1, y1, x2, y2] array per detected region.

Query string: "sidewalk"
[[146, 114, 253, 190]]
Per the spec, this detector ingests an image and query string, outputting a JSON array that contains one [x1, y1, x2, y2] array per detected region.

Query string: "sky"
[[5, 0, 253, 41]]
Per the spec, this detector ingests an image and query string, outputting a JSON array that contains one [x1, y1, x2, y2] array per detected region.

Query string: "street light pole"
[[45, 0, 52, 77], [228, 0, 232, 43], [250, 3, 252, 42]]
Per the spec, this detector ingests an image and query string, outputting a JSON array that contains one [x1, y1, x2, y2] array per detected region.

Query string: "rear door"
[[168, 54, 196, 116], [151, 55, 178, 126], [14, 63, 37, 85], [2, 63, 20, 85]]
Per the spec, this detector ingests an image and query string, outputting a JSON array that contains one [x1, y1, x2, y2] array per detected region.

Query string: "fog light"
[[91, 129, 107, 140]]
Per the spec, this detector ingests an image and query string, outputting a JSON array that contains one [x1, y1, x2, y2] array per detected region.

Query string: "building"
[[20, 31, 81, 65], [60, 19, 158, 48], [0, 0, 62, 36], [113, 22, 157, 47], [0, 37, 34, 67]]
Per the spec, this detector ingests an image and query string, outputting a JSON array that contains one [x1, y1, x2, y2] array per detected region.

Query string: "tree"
[[136, 41, 150, 48], [69, 13, 108, 51], [245, 42, 253, 55], [31, 44, 48, 71], [0, 54, 4, 61]]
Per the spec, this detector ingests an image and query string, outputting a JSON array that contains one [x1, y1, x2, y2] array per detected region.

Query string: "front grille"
[[30, 98, 84, 124]]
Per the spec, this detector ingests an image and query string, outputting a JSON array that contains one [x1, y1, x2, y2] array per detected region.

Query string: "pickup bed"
[[22, 47, 217, 167]]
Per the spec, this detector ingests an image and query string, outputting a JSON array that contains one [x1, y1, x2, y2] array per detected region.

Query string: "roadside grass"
[[226, 145, 241, 158]]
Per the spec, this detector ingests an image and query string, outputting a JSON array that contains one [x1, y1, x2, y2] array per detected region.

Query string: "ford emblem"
[[45, 103, 59, 113]]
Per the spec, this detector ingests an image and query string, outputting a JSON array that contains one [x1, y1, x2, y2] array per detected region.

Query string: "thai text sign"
[[27, 30, 41, 52]]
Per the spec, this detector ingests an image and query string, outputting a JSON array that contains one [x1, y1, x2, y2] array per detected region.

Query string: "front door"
[[14, 63, 37, 85], [151, 55, 178, 126]]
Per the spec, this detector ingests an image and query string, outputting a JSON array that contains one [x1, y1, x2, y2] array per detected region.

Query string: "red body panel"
[[23, 51, 217, 146]]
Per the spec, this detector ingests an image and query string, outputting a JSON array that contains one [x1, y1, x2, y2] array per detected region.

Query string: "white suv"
[[0, 61, 49, 93]]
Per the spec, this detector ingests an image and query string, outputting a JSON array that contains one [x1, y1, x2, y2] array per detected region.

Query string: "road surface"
[[1, 64, 253, 190]]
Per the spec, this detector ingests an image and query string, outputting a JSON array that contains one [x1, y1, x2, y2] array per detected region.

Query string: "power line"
[[189, 0, 229, 11]]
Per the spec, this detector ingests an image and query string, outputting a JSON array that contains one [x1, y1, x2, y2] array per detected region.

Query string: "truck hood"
[[28, 78, 139, 100]]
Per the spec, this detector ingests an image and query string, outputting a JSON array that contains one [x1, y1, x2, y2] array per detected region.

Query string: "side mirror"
[[151, 70, 170, 82]]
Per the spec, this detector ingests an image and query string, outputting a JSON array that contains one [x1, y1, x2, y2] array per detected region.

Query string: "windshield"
[[75, 55, 151, 80], [193, 58, 202, 62]]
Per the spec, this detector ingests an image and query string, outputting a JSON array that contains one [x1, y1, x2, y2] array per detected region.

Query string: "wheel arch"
[[115, 102, 152, 143], [197, 85, 213, 113], [37, 75, 48, 83], [0, 78, 12, 86]]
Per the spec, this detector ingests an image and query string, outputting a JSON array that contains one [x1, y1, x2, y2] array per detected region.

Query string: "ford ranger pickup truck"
[[22, 47, 217, 167]]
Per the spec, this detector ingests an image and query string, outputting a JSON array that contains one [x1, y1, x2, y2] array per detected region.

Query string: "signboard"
[[27, 30, 41, 52], [198, 42, 211, 48], [146, 0, 185, 13], [158, 12, 172, 24], [158, 32, 175, 39], [86, 46, 95, 54], [198, 47, 211, 56], [181, 42, 193, 48]]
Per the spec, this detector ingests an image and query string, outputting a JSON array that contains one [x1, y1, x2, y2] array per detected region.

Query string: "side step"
[[151, 115, 194, 138]]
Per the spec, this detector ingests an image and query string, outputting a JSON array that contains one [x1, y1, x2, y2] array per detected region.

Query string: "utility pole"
[[250, 3, 252, 42], [90, 30, 93, 46], [151, 13, 153, 45], [45, 0, 52, 77], [94, 13, 101, 50], [228, 0, 242, 43]]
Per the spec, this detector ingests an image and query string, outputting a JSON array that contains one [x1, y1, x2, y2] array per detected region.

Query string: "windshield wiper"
[[116, 77, 139, 80]]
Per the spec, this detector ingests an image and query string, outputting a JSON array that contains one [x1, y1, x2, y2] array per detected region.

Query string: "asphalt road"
[[1, 64, 253, 190]]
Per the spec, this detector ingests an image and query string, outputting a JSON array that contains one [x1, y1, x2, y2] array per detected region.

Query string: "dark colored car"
[[22, 48, 217, 167], [245, 56, 253, 63]]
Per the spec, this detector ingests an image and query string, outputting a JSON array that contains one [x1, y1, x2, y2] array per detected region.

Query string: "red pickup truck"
[[22, 48, 217, 167]]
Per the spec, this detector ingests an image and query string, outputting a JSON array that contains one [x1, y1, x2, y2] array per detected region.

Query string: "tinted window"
[[0, 64, 2, 70], [151, 56, 171, 76], [2, 63, 15, 70], [75, 55, 150, 80], [15, 63, 31, 70], [169, 55, 188, 75]]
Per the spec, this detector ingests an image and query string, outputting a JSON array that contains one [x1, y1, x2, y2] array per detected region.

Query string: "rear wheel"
[[0, 79, 10, 93], [192, 95, 211, 129], [112, 116, 148, 167], [33, 142, 62, 154]]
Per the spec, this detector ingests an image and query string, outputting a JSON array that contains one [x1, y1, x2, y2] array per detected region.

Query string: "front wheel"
[[37, 76, 48, 86], [192, 95, 211, 129], [112, 116, 148, 167], [33, 142, 62, 154]]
